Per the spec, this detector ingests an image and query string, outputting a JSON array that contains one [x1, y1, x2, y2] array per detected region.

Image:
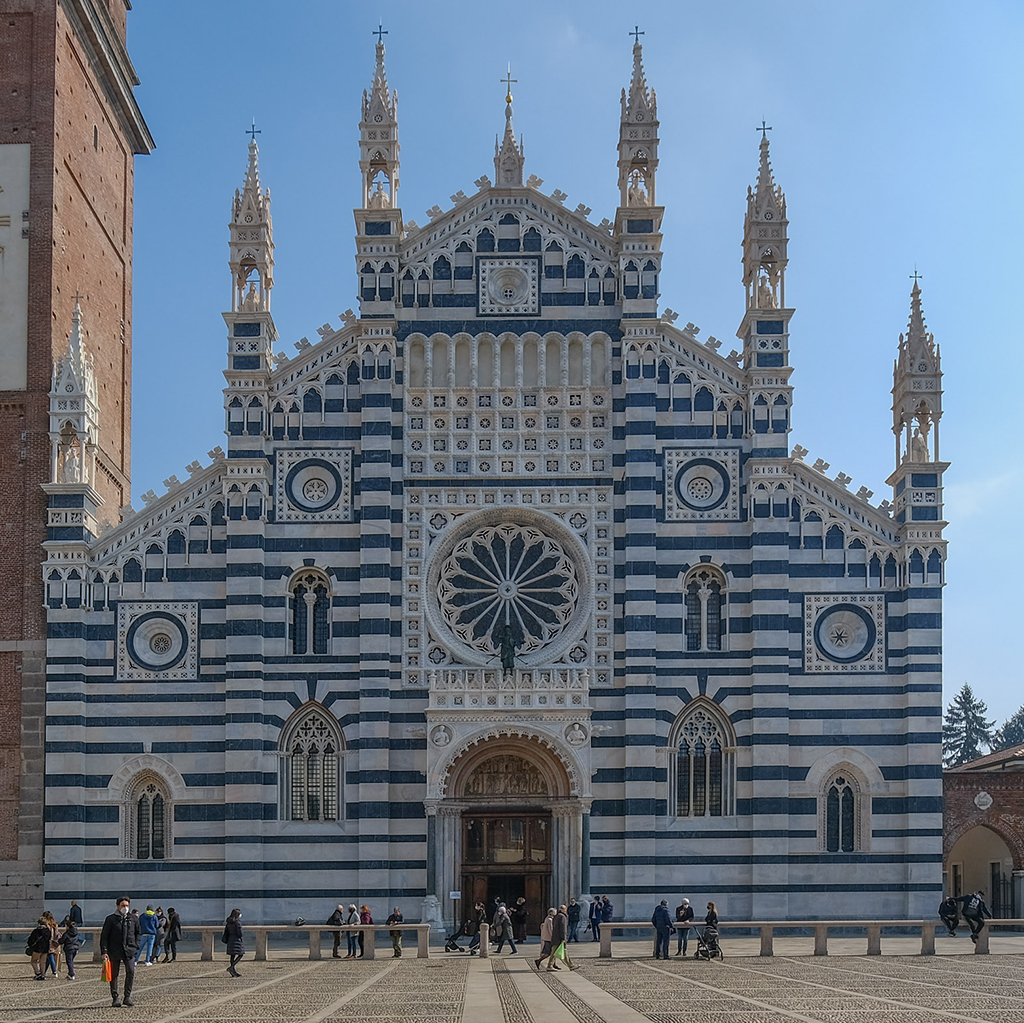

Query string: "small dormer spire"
[[494, 63, 524, 187], [359, 26, 400, 208], [742, 126, 789, 312], [229, 131, 274, 313], [49, 300, 100, 488], [617, 31, 659, 208]]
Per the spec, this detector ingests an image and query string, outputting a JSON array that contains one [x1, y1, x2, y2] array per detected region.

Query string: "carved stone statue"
[[61, 444, 81, 484], [368, 180, 391, 209], [627, 170, 649, 207], [910, 427, 929, 462], [757, 275, 776, 309], [492, 622, 520, 676], [241, 282, 261, 311]]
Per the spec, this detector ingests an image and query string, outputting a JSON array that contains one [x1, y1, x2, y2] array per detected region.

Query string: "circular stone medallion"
[[674, 457, 730, 512], [487, 266, 530, 308], [813, 604, 876, 664], [125, 612, 189, 672], [974, 791, 993, 811], [284, 458, 343, 514]]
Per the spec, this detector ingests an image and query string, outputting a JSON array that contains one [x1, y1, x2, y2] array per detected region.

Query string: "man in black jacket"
[[100, 897, 140, 1007], [327, 904, 345, 958]]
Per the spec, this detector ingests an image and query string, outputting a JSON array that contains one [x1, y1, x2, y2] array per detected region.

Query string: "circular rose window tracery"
[[437, 523, 579, 658]]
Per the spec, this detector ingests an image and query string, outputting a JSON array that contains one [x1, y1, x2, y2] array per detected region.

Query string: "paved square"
[[1, 945, 1022, 1023]]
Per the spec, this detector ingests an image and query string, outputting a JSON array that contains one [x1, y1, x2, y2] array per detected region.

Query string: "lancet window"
[[683, 565, 727, 652], [282, 708, 342, 822], [290, 569, 331, 655], [673, 703, 735, 818]]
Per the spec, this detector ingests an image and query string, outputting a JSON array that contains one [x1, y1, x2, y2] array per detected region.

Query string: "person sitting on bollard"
[[959, 889, 992, 945]]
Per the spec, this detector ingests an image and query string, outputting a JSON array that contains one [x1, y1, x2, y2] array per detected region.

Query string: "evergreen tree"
[[992, 705, 1024, 752], [942, 684, 994, 767]]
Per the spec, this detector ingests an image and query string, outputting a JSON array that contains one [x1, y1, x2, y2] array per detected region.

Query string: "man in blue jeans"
[[135, 905, 159, 965]]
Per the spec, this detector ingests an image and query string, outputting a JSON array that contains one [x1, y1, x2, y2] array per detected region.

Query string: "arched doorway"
[[946, 825, 1015, 916], [433, 736, 584, 935]]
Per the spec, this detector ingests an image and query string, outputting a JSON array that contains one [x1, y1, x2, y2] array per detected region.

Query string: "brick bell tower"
[[0, 0, 152, 920]]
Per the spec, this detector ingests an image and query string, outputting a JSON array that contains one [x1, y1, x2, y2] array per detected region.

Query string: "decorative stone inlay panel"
[[117, 601, 199, 681], [426, 666, 590, 710], [804, 593, 885, 673], [477, 256, 540, 316], [664, 447, 741, 521], [275, 448, 352, 521]]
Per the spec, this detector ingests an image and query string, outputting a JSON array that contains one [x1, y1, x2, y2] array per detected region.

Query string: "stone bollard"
[[867, 924, 881, 955], [417, 925, 429, 959], [600, 925, 612, 958], [478, 923, 489, 958], [308, 929, 321, 960], [255, 930, 268, 961], [364, 928, 375, 959], [921, 921, 935, 956], [201, 929, 214, 961], [813, 924, 828, 956], [975, 926, 990, 955], [760, 925, 773, 957]]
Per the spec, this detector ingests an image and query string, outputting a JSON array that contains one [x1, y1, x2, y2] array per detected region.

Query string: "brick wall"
[[943, 772, 1024, 869]]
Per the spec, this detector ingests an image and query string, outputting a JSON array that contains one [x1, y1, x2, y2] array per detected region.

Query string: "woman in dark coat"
[[223, 909, 245, 977], [512, 898, 528, 943], [163, 908, 182, 962], [59, 918, 81, 979]]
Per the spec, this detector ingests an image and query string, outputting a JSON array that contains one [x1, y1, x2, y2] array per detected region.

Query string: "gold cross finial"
[[502, 64, 517, 105]]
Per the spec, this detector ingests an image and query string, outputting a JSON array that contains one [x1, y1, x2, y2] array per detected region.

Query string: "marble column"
[[549, 801, 583, 905], [436, 802, 465, 932]]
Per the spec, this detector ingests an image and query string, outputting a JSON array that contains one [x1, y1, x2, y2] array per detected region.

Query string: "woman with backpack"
[[27, 918, 50, 980]]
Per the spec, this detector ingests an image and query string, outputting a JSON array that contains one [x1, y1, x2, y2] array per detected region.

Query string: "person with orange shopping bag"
[[100, 897, 140, 1007]]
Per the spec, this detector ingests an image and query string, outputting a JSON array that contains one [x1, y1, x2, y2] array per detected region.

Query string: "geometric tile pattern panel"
[[804, 592, 885, 673], [664, 447, 741, 521], [275, 448, 353, 522], [117, 601, 199, 681]]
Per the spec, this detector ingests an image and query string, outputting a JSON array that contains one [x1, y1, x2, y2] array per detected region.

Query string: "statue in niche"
[[627, 170, 649, 207], [757, 274, 776, 309], [492, 622, 522, 676], [910, 427, 929, 462], [368, 179, 391, 209], [241, 282, 261, 311], [60, 442, 81, 483], [464, 754, 548, 797]]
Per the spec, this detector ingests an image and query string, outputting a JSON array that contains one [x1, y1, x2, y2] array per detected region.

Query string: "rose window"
[[437, 523, 579, 657]]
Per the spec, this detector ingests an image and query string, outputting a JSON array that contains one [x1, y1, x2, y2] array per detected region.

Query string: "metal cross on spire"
[[757, 120, 772, 140], [630, 25, 644, 44], [72, 289, 84, 305], [373, 21, 387, 43], [246, 120, 261, 142], [910, 268, 923, 283], [501, 64, 517, 104]]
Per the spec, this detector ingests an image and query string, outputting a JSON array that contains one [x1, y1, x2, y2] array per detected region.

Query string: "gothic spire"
[[359, 28, 400, 208], [494, 64, 524, 186], [892, 276, 942, 465], [617, 34, 660, 208], [622, 36, 656, 124], [742, 127, 789, 311], [55, 300, 97, 402], [229, 131, 274, 312]]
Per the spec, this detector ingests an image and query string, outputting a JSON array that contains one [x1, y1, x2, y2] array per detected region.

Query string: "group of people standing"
[[26, 904, 82, 981], [326, 903, 406, 958], [652, 898, 716, 959]]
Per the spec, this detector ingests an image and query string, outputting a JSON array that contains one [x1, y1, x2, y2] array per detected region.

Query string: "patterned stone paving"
[[3, 952, 1024, 1022]]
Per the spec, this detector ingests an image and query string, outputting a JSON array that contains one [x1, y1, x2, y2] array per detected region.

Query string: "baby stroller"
[[444, 921, 469, 954], [693, 924, 723, 960]]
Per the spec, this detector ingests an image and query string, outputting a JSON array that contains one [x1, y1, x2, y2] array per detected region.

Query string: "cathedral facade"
[[41, 38, 946, 927]]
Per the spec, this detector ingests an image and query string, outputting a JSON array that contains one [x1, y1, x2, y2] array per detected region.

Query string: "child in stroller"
[[693, 901, 723, 960], [444, 920, 468, 953]]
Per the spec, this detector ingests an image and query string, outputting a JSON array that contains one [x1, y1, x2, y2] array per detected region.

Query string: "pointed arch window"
[[290, 569, 331, 655], [673, 703, 735, 818], [820, 770, 866, 853], [281, 708, 343, 822], [683, 565, 727, 652], [124, 775, 170, 860]]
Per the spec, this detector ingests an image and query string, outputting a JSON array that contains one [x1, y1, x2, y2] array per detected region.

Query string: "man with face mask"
[[100, 897, 140, 1007]]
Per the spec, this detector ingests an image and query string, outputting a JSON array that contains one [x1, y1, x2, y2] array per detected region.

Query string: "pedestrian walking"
[[327, 904, 345, 958], [534, 907, 556, 969], [100, 896, 140, 1007], [69, 899, 83, 926], [41, 912, 60, 976], [547, 905, 575, 971], [493, 906, 517, 954], [345, 904, 359, 958], [652, 900, 673, 959], [163, 908, 182, 962], [386, 907, 404, 957], [223, 908, 245, 976], [27, 917, 50, 980], [601, 895, 614, 926], [938, 895, 959, 937], [512, 897, 528, 944], [136, 905, 159, 965], [466, 901, 486, 954], [358, 905, 372, 958], [959, 890, 992, 944], [589, 897, 602, 941], [567, 898, 581, 942], [60, 919, 81, 979], [153, 907, 167, 963], [675, 898, 694, 955]]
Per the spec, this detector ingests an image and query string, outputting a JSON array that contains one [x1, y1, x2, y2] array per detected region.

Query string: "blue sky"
[[126, 1, 1022, 723]]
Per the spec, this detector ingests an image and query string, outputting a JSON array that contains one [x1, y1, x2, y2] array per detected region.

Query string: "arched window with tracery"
[[683, 565, 726, 652], [125, 775, 169, 860], [822, 770, 863, 853], [290, 569, 330, 655], [282, 708, 342, 822], [673, 703, 735, 818]]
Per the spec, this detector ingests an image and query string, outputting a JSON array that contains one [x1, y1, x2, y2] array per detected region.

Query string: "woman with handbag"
[[222, 909, 245, 977], [27, 918, 50, 980]]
